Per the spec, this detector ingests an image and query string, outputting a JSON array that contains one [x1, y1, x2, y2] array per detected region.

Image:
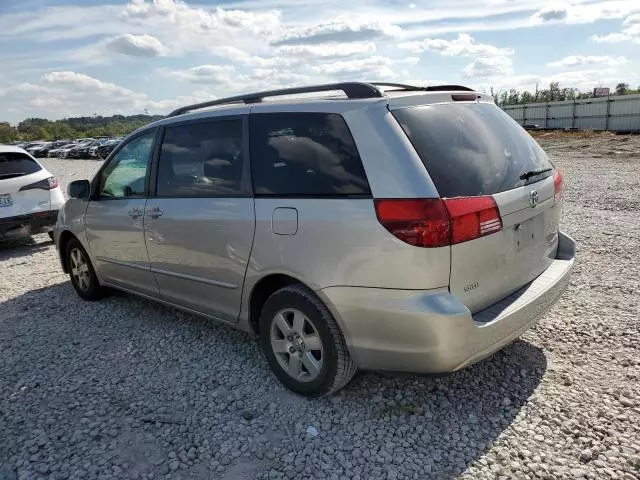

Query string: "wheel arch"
[[248, 273, 318, 335], [57, 230, 77, 273]]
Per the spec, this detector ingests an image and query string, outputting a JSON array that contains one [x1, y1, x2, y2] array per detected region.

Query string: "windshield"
[[392, 103, 553, 198]]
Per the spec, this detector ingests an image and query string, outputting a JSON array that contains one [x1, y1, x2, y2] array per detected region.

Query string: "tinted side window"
[[250, 113, 370, 196], [157, 119, 244, 197], [393, 104, 553, 198], [99, 131, 154, 198], [0, 152, 42, 178]]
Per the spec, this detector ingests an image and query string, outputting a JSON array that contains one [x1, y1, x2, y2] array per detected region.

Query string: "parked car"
[[57, 144, 80, 159], [1, 145, 64, 241], [18, 141, 46, 150], [33, 140, 72, 158], [96, 138, 121, 159], [48, 142, 76, 158], [27, 142, 52, 157], [67, 139, 96, 159], [54, 82, 575, 396]]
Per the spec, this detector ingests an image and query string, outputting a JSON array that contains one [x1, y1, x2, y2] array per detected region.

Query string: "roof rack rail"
[[168, 82, 383, 117], [370, 82, 475, 92]]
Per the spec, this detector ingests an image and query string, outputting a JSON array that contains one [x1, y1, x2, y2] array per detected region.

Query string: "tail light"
[[375, 196, 502, 247], [374, 199, 450, 247], [443, 196, 502, 245], [19, 176, 58, 191], [553, 169, 563, 203]]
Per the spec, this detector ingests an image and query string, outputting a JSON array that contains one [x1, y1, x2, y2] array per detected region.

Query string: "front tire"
[[259, 284, 357, 396], [66, 238, 104, 301]]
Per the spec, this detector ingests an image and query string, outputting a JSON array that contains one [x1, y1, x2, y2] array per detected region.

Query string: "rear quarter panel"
[[239, 198, 451, 327]]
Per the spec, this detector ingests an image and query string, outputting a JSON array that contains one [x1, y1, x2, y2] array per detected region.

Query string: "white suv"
[[0, 145, 64, 241]]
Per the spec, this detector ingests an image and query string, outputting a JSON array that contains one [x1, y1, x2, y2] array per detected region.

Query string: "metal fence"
[[502, 94, 640, 132]]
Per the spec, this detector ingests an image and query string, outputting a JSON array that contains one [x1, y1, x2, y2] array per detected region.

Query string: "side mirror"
[[68, 179, 90, 199]]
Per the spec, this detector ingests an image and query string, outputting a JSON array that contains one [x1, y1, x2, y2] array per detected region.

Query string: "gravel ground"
[[1, 138, 639, 480]]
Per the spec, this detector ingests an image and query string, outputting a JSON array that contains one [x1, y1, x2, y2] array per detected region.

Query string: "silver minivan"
[[55, 82, 575, 396]]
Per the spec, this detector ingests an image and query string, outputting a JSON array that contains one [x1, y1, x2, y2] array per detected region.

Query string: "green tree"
[[615, 82, 629, 95], [0, 122, 18, 142], [521, 91, 534, 104], [507, 89, 520, 105]]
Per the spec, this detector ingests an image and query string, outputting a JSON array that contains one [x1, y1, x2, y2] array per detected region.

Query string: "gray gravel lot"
[[1, 137, 639, 480]]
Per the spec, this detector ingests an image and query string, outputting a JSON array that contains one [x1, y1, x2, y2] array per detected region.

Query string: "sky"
[[1, 0, 639, 123]]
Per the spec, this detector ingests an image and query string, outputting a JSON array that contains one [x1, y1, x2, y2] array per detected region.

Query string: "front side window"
[[249, 112, 370, 196], [156, 119, 244, 197], [99, 130, 154, 198]]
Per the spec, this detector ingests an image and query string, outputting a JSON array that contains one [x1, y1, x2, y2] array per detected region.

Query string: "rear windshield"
[[0, 152, 42, 179], [392, 103, 553, 198]]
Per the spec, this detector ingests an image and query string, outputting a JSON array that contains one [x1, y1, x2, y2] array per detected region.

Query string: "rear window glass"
[[0, 152, 42, 178], [250, 112, 370, 196], [392, 104, 553, 198]]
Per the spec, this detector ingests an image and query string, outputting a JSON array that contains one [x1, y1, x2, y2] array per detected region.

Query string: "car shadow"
[[1, 283, 547, 479], [0, 235, 52, 260]]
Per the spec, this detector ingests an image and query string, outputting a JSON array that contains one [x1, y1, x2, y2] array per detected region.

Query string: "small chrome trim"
[[150, 266, 237, 289], [95, 257, 237, 289], [96, 256, 150, 271]]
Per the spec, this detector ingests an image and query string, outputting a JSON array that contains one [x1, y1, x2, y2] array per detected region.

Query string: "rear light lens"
[[19, 176, 58, 191], [553, 169, 563, 203], [374, 199, 450, 247], [443, 196, 502, 245], [375, 196, 502, 247]]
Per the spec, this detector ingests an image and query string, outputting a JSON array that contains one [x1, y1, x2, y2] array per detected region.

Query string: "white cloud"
[[209, 42, 378, 71], [548, 55, 628, 67], [463, 56, 513, 78], [531, 2, 640, 26], [312, 56, 395, 79], [0, 70, 192, 118], [532, 6, 569, 22], [399, 33, 513, 58], [592, 12, 640, 44], [166, 65, 236, 85], [274, 43, 376, 58], [274, 18, 401, 45], [399, 57, 420, 66], [103, 33, 166, 57], [591, 32, 632, 43]]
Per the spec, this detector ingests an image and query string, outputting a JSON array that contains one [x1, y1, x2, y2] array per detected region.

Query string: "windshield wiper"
[[519, 167, 552, 180]]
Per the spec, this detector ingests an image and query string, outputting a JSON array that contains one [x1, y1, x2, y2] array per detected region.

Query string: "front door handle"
[[146, 207, 164, 218], [128, 207, 143, 218]]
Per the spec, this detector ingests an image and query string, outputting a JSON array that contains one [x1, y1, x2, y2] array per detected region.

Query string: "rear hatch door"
[[392, 100, 561, 313], [0, 151, 51, 218]]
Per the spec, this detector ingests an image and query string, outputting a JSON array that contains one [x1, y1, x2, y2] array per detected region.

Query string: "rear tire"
[[259, 284, 357, 396], [66, 238, 104, 301]]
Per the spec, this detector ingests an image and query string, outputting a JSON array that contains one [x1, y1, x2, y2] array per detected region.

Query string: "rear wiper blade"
[[519, 167, 552, 180]]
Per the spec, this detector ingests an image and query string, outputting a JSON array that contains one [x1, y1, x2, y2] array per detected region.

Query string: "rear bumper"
[[321, 231, 575, 373], [0, 210, 59, 239]]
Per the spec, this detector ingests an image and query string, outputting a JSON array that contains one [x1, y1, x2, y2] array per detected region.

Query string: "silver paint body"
[[55, 91, 575, 373]]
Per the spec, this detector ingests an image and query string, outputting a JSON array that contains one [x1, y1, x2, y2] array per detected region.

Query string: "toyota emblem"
[[529, 190, 539, 207]]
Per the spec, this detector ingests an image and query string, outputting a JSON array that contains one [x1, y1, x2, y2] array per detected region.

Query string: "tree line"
[[492, 82, 640, 107], [0, 114, 165, 143]]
